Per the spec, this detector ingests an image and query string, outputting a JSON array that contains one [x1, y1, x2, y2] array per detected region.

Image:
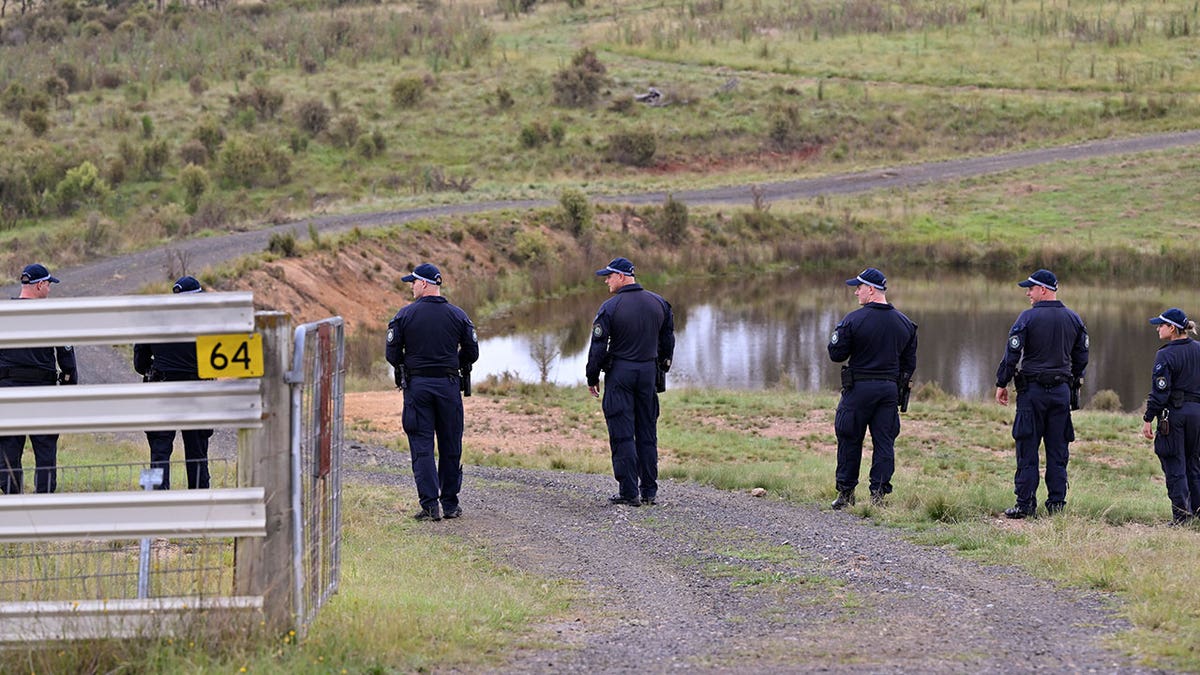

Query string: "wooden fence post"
[[235, 312, 295, 632]]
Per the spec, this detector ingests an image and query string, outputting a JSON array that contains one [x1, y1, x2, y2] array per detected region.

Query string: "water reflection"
[[461, 269, 1185, 412]]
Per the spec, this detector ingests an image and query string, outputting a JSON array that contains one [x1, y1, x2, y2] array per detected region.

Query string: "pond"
[[464, 269, 1187, 413]]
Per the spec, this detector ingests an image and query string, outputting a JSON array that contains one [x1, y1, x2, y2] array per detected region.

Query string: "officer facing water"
[[1140, 308, 1200, 525], [386, 263, 479, 522], [586, 257, 675, 507], [995, 269, 1089, 519], [0, 263, 78, 494], [132, 276, 212, 490], [827, 267, 918, 509]]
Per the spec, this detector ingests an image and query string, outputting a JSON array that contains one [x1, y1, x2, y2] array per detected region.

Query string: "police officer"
[[586, 257, 675, 507], [827, 267, 918, 509], [1141, 308, 1200, 525], [132, 275, 212, 490], [386, 263, 479, 522], [0, 263, 78, 494], [995, 269, 1089, 518]]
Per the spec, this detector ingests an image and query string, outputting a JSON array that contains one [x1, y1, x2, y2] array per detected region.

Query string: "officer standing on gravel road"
[[386, 263, 479, 522], [995, 269, 1089, 519], [1140, 307, 1200, 525], [132, 275, 213, 490], [827, 267, 918, 510], [587, 257, 675, 507], [0, 263, 78, 494]]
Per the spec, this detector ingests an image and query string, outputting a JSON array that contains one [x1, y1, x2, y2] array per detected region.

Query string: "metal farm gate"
[[0, 296, 343, 642]]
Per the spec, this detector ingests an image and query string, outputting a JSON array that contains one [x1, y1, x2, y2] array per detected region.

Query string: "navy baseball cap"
[[845, 267, 886, 291], [20, 263, 59, 284], [172, 275, 203, 294], [595, 257, 635, 277], [401, 263, 442, 285], [1017, 269, 1058, 292], [1151, 308, 1189, 330]]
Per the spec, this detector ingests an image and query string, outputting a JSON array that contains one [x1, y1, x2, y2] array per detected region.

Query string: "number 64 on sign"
[[195, 334, 265, 379]]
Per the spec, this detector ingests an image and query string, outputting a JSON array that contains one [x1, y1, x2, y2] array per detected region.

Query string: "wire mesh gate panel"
[[289, 318, 344, 632]]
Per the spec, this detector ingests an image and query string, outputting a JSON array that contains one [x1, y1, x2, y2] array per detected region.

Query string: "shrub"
[[328, 114, 361, 148], [188, 75, 208, 97], [141, 139, 170, 178], [228, 86, 285, 121], [217, 134, 291, 188], [178, 164, 211, 214], [96, 70, 123, 89], [104, 156, 126, 186], [1, 83, 29, 119], [654, 194, 688, 245], [0, 160, 37, 218], [178, 139, 208, 167], [295, 98, 330, 135], [559, 188, 592, 236], [553, 48, 608, 108], [54, 63, 81, 92], [549, 120, 566, 146], [606, 130, 656, 166], [1089, 389, 1124, 412], [141, 114, 154, 139], [193, 117, 225, 155], [53, 161, 111, 215], [34, 17, 68, 42], [267, 231, 298, 257], [80, 20, 106, 37], [495, 87, 514, 110], [391, 77, 425, 108], [354, 134, 381, 159], [44, 76, 69, 103], [21, 110, 50, 137], [519, 122, 549, 149], [514, 229, 554, 265]]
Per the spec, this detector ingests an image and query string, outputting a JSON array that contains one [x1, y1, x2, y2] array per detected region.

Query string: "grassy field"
[[3, 0, 1200, 277]]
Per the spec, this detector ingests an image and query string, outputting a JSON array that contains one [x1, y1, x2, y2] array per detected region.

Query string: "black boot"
[[1045, 501, 1065, 516], [831, 489, 856, 510], [1004, 502, 1036, 519]]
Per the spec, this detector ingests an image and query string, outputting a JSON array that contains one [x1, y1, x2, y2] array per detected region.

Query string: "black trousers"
[[146, 429, 213, 489]]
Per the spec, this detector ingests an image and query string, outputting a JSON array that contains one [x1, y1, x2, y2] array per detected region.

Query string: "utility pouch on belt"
[[1070, 378, 1081, 411], [840, 366, 854, 392], [394, 364, 408, 391], [460, 364, 472, 397], [1159, 409, 1171, 436]]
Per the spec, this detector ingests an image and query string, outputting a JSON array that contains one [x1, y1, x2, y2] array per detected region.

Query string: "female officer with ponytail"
[[1142, 307, 1200, 525]]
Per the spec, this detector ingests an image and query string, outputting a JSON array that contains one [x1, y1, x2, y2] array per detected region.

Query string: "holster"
[[898, 372, 912, 413], [460, 365, 472, 397], [1013, 372, 1029, 393], [840, 365, 854, 392], [1169, 389, 1185, 409], [394, 364, 408, 391], [655, 365, 666, 393], [1070, 377, 1081, 411]]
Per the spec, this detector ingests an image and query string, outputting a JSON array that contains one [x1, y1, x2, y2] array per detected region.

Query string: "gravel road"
[[348, 442, 1160, 674]]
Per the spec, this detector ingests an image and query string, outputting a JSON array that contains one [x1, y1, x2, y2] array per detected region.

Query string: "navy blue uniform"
[[134, 342, 212, 490], [386, 296, 479, 515], [0, 301, 78, 494], [995, 300, 1089, 511], [1143, 338, 1200, 521], [828, 302, 918, 496], [586, 284, 675, 502]]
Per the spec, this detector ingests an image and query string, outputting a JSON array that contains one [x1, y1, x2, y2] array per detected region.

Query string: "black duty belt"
[[0, 366, 57, 384], [1182, 393, 1200, 404], [407, 367, 460, 378], [851, 369, 896, 382]]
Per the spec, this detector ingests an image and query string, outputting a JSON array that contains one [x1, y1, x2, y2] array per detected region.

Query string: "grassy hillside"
[[3, 0, 1200, 278]]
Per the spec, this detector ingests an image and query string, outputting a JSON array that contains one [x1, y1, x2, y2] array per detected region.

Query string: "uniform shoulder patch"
[[829, 330, 839, 345], [386, 328, 394, 344], [593, 323, 603, 338], [1156, 376, 1169, 391], [1154, 363, 1164, 374], [1083, 334, 1090, 349], [1008, 335, 1022, 350]]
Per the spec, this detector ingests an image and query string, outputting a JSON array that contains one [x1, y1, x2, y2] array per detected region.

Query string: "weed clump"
[[654, 194, 688, 245], [391, 77, 426, 108], [268, 231, 298, 257], [1089, 389, 1124, 412], [295, 98, 331, 135], [558, 188, 592, 236], [217, 135, 291, 188], [606, 130, 656, 166]]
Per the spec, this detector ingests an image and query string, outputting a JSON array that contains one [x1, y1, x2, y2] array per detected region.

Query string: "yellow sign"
[[196, 334, 264, 379]]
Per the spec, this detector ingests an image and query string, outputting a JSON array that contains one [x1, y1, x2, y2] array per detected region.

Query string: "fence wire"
[[291, 318, 344, 632]]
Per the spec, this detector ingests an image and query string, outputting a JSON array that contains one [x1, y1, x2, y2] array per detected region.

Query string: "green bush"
[[1, 83, 29, 119], [53, 161, 111, 215], [355, 134, 381, 159], [328, 114, 361, 148], [44, 76, 69, 103], [655, 194, 688, 245], [0, 159, 37, 219], [188, 75, 207, 97], [519, 122, 549, 149], [193, 117, 226, 155], [35, 17, 68, 42], [268, 231, 298, 257], [391, 77, 425, 108], [559, 188, 592, 236], [96, 70, 123, 89], [141, 139, 170, 179], [553, 48, 608, 108], [141, 114, 155, 139], [104, 156, 126, 186], [55, 63, 81, 92], [228, 86, 285, 121], [514, 229, 554, 265], [217, 134, 292, 188], [1090, 389, 1124, 412], [295, 98, 330, 135], [178, 164, 211, 214], [549, 121, 566, 146], [495, 87, 514, 110], [606, 130, 656, 167]]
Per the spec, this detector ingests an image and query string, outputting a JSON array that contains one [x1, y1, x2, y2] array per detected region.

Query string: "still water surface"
[[468, 270, 1193, 412]]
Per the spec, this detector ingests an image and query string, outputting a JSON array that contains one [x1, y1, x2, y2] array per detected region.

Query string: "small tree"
[[552, 48, 608, 108], [559, 188, 592, 236], [655, 194, 688, 245]]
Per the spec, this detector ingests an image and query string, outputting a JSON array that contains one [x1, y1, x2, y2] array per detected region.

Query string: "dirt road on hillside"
[[349, 442, 1157, 673]]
